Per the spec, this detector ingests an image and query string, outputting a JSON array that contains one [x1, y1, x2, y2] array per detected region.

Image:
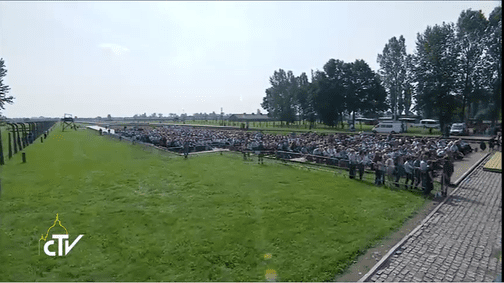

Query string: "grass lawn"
[[0, 126, 427, 281]]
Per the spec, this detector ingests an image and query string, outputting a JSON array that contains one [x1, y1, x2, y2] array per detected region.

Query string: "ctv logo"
[[38, 213, 84, 256]]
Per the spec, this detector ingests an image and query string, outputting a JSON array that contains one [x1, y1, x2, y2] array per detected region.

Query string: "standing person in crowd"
[[357, 151, 366, 180], [404, 157, 414, 189], [385, 153, 395, 186], [480, 141, 487, 152], [348, 149, 357, 179], [413, 155, 422, 190], [378, 156, 386, 186], [394, 155, 404, 188], [426, 160, 434, 195], [257, 141, 265, 164], [242, 142, 248, 160], [441, 155, 454, 197], [420, 155, 430, 194], [183, 140, 190, 159], [489, 136, 495, 151], [374, 153, 383, 186], [496, 131, 502, 151]]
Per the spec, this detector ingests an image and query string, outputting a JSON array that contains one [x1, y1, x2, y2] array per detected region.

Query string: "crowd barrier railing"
[[273, 150, 446, 193]]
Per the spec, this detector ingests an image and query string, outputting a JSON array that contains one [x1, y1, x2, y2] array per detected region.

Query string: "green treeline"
[[262, 7, 502, 131]]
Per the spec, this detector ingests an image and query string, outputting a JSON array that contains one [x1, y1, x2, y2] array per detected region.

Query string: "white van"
[[416, 119, 440, 129], [372, 121, 406, 134]]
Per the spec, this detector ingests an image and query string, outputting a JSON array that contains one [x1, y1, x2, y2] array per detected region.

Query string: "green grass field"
[[0, 126, 427, 281]]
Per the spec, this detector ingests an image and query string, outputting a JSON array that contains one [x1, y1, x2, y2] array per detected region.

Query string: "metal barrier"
[[273, 150, 444, 193]]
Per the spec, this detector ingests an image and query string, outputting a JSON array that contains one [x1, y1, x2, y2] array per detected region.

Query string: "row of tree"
[[262, 7, 502, 131], [261, 60, 388, 127]]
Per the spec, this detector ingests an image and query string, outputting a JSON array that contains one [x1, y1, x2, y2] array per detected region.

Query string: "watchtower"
[[62, 114, 76, 132]]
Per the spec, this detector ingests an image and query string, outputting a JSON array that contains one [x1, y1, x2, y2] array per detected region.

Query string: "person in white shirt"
[[385, 154, 395, 186], [323, 147, 330, 157], [420, 155, 429, 193], [404, 157, 414, 189]]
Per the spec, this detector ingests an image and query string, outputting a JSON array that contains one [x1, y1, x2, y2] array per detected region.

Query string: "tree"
[[305, 75, 318, 126], [344, 60, 389, 127], [455, 9, 489, 122], [377, 36, 408, 119], [312, 59, 347, 127], [261, 69, 297, 123], [295, 72, 316, 126], [403, 54, 415, 116], [209, 111, 217, 120], [294, 72, 308, 119], [485, 6, 502, 128], [0, 58, 14, 112], [158, 113, 163, 118], [107, 114, 112, 121], [414, 22, 460, 133]]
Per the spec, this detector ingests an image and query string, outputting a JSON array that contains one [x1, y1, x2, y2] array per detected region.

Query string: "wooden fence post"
[[0, 130, 4, 165], [8, 132, 12, 159]]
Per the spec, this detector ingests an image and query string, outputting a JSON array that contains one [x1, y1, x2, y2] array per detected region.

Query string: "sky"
[[0, 1, 501, 118]]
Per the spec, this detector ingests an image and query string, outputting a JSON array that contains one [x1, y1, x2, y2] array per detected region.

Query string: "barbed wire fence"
[[0, 121, 57, 165]]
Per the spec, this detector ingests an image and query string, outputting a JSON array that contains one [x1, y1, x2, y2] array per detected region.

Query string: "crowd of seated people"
[[114, 126, 476, 193], [115, 126, 278, 152]]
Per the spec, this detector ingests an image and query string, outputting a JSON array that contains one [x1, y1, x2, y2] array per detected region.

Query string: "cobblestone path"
[[366, 154, 502, 282]]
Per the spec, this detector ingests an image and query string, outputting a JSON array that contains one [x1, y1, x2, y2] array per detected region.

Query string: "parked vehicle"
[[372, 121, 407, 134], [450, 123, 468, 135], [412, 119, 440, 129]]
